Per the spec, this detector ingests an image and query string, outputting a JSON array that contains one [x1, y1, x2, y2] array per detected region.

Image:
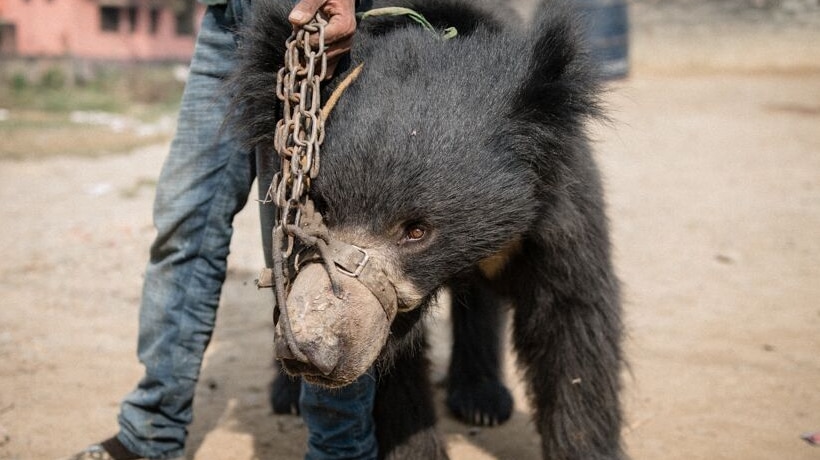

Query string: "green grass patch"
[[0, 65, 183, 160], [0, 111, 173, 160]]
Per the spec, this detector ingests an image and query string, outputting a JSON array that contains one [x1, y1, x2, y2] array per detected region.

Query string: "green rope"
[[357, 7, 458, 40]]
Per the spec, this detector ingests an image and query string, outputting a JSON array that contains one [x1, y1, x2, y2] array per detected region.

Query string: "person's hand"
[[289, 0, 357, 77]]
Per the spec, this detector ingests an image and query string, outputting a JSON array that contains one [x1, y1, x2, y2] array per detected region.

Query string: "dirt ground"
[[1, 3, 819, 460]]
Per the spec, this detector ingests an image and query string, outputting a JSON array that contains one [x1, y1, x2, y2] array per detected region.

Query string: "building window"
[[0, 23, 18, 56], [174, 1, 195, 36], [100, 6, 120, 32], [149, 8, 160, 35], [127, 6, 138, 32]]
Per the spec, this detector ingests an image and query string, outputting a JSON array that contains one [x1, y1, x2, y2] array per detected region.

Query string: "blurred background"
[[2, 0, 817, 159], [0, 0, 203, 160], [1, 1, 818, 459]]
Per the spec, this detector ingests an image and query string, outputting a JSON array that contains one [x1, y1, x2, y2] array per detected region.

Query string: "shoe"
[[62, 438, 183, 460], [62, 444, 116, 460]]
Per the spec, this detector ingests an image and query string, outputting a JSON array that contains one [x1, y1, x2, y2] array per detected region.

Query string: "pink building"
[[0, 0, 204, 61]]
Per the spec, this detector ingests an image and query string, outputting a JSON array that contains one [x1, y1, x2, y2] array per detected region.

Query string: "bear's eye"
[[407, 227, 425, 240], [400, 223, 428, 244]]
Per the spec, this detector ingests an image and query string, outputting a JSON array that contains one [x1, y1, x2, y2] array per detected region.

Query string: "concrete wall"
[[0, 0, 204, 62]]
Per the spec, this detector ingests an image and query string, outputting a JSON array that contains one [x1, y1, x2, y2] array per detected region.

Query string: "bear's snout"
[[275, 263, 392, 387], [274, 322, 341, 376]]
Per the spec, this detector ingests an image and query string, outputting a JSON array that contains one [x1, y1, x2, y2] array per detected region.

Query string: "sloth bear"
[[229, 0, 624, 458]]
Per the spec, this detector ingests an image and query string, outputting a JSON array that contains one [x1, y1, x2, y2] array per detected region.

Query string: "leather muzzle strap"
[[258, 240, 401, 322], [326, 240, 399, 322]]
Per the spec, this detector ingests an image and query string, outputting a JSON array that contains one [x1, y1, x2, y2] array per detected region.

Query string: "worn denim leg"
[[300, 370, 379, 460], [115, 3, 252, 459]]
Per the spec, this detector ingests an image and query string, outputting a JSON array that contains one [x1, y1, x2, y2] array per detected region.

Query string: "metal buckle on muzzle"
[[325, 240, 399, 321], [334, 244, 369, 278]]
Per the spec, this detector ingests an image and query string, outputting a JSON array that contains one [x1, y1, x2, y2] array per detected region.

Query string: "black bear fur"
[[228, 0, 624, 458]]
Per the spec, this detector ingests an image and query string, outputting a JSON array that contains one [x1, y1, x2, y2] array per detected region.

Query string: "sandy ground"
[[2, 4, 820, 460]]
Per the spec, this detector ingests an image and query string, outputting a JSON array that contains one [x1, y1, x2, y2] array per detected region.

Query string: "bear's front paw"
[[446, 380, 513, 426], [270, 371, 301, 415]]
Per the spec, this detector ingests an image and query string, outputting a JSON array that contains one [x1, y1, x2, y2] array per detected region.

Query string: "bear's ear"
[[512, 3, 602, 133], [225, 1, 293, 150]]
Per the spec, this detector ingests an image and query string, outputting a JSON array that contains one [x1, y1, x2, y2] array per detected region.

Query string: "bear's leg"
[[446, 274, 513, 426], [374, 333, 448, 460], [270, 366, 301, 415], [509, 239, 624, 460]]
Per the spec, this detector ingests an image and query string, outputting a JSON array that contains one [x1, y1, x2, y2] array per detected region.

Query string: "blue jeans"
[[116, 2, 377, 459], [300, 370, 378, 460]]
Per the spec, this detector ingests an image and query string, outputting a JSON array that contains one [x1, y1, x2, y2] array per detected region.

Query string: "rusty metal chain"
[[271, 15, 328, 258], [266, 15, 331, 363]]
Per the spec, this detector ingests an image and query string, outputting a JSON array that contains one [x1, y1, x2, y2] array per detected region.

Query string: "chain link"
[[266, 15, 330, 363], [272, 16, 328, 261]]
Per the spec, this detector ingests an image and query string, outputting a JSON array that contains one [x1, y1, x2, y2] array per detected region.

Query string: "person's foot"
[[62, 437, 182, 460], [63, 443, 115, 460]]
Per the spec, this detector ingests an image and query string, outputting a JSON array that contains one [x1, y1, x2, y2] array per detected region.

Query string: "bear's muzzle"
[[275, 262, 395, 387]]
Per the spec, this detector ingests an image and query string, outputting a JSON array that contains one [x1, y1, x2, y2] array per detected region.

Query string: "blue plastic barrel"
[[576, 0, 630, 80]]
